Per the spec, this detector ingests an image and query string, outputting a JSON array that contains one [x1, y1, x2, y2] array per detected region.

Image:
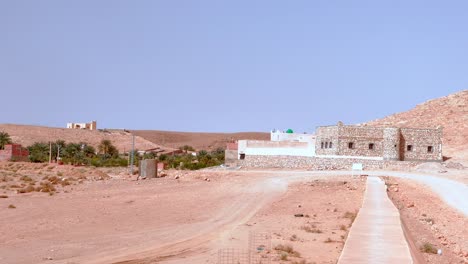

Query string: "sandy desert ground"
[[1, 162, 467, 264]]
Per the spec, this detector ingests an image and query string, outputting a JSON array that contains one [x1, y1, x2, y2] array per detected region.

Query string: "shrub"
[[420, 242, 438, 254], [343, 211, 357, 226], [0, 195, 8, 198], [340, 225, 347, 231], [8, 204, 16, 209], [324, 238, 333, 243]]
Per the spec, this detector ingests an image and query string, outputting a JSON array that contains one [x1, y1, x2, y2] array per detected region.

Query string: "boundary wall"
[[237, 155, 422, 170]]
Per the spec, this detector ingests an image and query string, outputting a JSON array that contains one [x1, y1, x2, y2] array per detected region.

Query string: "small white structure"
[[237, 129, 316, 159], [67, 120, 97, 130]]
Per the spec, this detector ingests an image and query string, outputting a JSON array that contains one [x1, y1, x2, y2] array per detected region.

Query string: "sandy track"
[[1, 169, 465, 264]]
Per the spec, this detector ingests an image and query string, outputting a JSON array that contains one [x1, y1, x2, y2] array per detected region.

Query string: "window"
[[321, 142, 324, 149], [325, 142, 328, 148], [407, 145, 413, 151], [348, 142, 354, 149], [369, 143, 374, 150], [239, 153, 246, 160], [427, 146, 433, 153], [329, 142, 333, 148]]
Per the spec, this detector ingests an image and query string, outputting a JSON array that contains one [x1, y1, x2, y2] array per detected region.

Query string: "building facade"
[[67, 120, 97, 130], [226, 123, 443, 165], [315, 122, 443, 161]]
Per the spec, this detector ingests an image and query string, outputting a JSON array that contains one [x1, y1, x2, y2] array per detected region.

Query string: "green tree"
[[179, 145, 195, 153], [98, 139, 118, 158], [62, 143, 86, 165], [28, 142, 49, 163], [0, 131, 12, 150], [82, 144, 96, 158]]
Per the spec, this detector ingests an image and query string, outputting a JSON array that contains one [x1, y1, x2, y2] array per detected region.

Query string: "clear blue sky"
[[0, 1, 466, 132]]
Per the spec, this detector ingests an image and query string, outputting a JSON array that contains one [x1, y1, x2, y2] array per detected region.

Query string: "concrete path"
[[338, 176, 413, 264]]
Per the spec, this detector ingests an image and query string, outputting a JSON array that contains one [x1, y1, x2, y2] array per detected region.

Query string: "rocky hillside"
[[0, 124, 173, 153], [364, 90, 468, 161]]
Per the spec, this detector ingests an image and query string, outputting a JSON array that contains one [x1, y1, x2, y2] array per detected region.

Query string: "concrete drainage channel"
[[338, 176, 413, 264]]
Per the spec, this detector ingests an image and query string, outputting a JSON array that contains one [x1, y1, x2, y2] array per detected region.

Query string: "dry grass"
[[301, 225, 323, 233]]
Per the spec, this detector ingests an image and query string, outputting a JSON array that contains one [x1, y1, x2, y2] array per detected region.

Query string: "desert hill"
[[131, 130, 269, 151], [0, 124, 174, 153], [364, 90, 468, 161]]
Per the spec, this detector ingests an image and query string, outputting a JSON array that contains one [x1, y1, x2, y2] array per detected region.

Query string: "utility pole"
[[49, 142, 52, 163], [130, 135, 135, 175]]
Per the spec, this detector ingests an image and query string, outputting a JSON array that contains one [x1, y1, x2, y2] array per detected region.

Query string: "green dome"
[[286, 129, 294, 133]]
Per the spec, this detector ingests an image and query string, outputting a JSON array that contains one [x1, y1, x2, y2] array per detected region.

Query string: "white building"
[[66, 121, 97, 130], [237, 129, 316, 159]]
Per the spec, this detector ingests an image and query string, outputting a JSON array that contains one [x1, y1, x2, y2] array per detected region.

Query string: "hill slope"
[[131, 130, 269, 151], [0, 124, 172, 153], [364, 90, 468, 161]]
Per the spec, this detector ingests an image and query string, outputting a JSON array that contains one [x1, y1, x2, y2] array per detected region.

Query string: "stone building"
[[315, 122, 442, 162], [226, 122, 443, 167], [67, 120, 97, 130]]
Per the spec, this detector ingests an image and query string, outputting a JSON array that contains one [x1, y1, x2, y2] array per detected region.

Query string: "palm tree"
[[0, 131, 12, 150], [98, 139, 112, 155], [98, 139, 118, 157]]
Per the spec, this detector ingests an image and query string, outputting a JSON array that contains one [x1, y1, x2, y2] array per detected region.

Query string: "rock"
[[393, 188, 399, 192], [174, 175, 179, 179], [406, 202, 414, 208], [297, 204, 302, 208], [441, 241, 448, 246], [294, 213, 304, 217]]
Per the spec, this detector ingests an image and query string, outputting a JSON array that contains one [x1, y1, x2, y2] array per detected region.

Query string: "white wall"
[[270, 130, 315, 143], [238, 139, 316, 158]]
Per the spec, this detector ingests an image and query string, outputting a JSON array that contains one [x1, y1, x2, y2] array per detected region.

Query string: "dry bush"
[[290, 234, 298, 241], [343, 211, 357, 226], [38, 182, 56, 193], [20, 175, 33, 182], [301, 225, 323, 233], [60, 179, 71, 187], [420, 242, 438, 254], [18, 185, 35, 193], [275, 244, 301, 257]]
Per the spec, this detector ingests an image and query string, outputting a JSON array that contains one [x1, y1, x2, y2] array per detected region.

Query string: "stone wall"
[[315, 124, 443, 162], [225, 150, 238, 164], [315, 126, 339, 156], [238, 155, 421, 171], [400, 128, 442, 161]]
